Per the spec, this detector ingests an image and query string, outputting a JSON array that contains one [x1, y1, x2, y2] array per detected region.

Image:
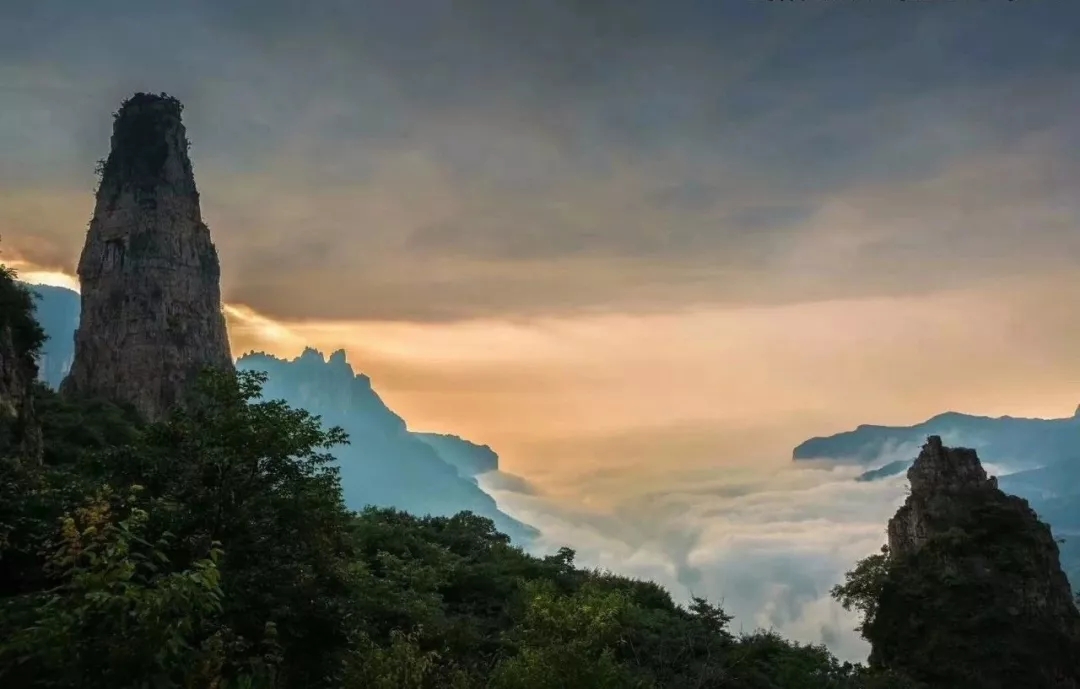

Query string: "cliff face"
[[886, 436, 1001, 556], [0, 271, 45, 463], [236, 349, 537, 545], [0, 326, 42, 464], [60, 93, 232, 421], [872, 436, 1080, 688]]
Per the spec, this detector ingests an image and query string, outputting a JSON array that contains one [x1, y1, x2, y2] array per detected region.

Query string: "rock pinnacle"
[[875, 436, 1080, 688], [61, 92, 233, 421]]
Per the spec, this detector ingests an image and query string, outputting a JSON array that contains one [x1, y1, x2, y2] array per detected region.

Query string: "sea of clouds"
[[481, 461, 912, 663], [480, 425, 1035, 664]]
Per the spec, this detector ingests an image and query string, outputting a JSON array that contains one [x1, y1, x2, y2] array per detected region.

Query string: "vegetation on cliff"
[[0, 266, 928, 688], [833, 441, 1080, 689], [0, 267, 46, 463]]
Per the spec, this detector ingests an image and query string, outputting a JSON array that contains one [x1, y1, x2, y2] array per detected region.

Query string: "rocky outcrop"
[[415, 433, 499, 477], [0, 327, 42, 464], [886, 436, 1001, 556], [872, 436, 1080, 688], [60, 93, 232, 421], [805, 408, 1080, 585]]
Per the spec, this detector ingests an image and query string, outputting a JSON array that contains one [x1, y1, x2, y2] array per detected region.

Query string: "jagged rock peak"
[[60, 92, 232, 422], [237, 349, 371, 387], [888, 436, 999, 556], [907, 434, 997, 497], [328, 349, 348, 366], [299, 347, 325, 363]]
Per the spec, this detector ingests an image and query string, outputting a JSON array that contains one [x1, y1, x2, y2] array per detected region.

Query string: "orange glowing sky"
[[11, 254, 1080, 504], [1, 1, 1079, 504]]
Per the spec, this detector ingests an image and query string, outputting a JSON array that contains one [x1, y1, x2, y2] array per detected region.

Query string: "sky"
[[4, 0, 1080, 661]]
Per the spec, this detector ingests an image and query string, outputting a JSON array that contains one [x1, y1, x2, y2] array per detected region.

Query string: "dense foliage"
[[833, 503, 1080, 689], [0, 270, 920, 688]]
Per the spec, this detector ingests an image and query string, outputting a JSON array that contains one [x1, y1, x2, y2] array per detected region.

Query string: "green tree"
[[0, 486, 231, 688], [95, 369, 357, 688], [0, 267, 952, 689], [830, 545, 891, 638], [490, 581, 648, 689]]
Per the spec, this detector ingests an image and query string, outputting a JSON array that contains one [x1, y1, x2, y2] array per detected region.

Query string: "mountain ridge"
[[235, 348, 538, 543], [794, 408, 1080, 469]]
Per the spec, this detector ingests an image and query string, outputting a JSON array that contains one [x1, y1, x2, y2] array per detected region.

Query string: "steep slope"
[[236, 349, 537, 544], [415, 433, 500, 478], [867, 436, 1080, 688], [61, 93, 232, 420], [997, 460, 1080, 585]]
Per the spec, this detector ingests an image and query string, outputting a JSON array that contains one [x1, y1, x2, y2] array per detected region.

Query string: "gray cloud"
[[2, 1, 1079, 321]]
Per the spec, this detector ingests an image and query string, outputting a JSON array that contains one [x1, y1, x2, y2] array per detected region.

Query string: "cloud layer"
[[481, 460, 909, 663]]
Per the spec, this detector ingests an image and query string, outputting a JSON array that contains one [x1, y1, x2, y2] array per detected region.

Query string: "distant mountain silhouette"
[[415, 433, 500, 479], [795, 410, 1080, 471], [27, 284, 80, 389], [236, 350, 537, 543], [853, 460, 910, 482], [26, 283, 537, 544]]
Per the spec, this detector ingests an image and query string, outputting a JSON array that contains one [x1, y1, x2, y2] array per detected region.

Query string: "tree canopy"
[[0, 268, 942, 688]]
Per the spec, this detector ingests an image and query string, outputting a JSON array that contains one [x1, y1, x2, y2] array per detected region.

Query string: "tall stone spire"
[[61, 92, 233, 421]]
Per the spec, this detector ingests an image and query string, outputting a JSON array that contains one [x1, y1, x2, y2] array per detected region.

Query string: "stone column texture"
[[61, 93, 233, 421]]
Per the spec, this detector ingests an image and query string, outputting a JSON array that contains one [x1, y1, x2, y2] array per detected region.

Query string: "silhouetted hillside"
[[236, 349, 537, 544], [415, 433, 500, 478]]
